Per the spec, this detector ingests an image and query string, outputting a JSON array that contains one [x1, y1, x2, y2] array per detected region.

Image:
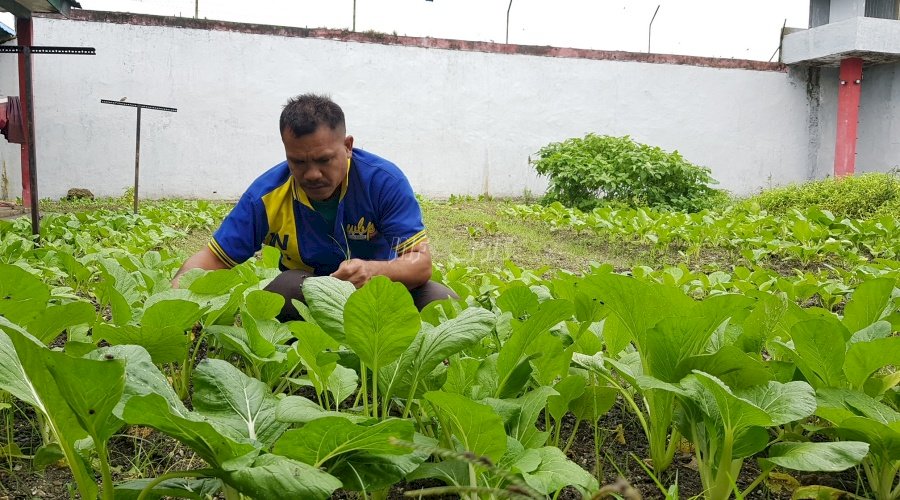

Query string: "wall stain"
[[1, 159, 8, 200]]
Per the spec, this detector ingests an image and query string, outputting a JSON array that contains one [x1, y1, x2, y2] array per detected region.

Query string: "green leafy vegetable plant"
[[532, 134, 720, 212]]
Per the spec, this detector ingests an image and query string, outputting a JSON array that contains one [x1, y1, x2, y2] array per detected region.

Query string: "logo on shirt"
[[346, 217, 376, 241]]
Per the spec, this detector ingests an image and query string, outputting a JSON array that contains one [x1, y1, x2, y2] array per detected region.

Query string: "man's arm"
[[171, 246, 230, 287], [331, 242, 432, 289]]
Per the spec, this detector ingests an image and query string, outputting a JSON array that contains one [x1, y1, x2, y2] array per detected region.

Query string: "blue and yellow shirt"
[[209, 148, 427, 275]]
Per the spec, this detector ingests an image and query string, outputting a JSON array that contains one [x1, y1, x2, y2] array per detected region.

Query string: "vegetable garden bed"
[[0, 196, 897, 500]]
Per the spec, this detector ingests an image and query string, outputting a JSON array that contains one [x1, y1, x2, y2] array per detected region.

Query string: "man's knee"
[[264, 270, 314, 322], [410, 281, 459, 311]]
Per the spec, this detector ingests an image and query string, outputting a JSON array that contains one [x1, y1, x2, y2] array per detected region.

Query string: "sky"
[[3, 0, 811, 61]]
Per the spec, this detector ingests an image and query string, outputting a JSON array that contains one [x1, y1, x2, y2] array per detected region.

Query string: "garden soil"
[[0, 398, 863, 499]]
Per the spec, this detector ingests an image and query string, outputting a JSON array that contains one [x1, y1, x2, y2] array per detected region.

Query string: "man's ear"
[[344, 135, 354, 153]]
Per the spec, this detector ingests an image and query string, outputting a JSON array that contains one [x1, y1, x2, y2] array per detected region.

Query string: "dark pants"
[[264, 270, 459, 322]]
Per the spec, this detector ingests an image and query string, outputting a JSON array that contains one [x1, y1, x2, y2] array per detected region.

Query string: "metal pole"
[[195, 0, 198, 19], [22, 44, 39, 238], [353, 0, 356, 31], [769, 18, 787, 63], [506, 0, 513, 44], [134, 107, 141, 214], [648, 5, 660, 53]]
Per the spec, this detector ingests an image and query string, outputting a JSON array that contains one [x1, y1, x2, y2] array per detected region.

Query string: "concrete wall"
[[0, 12, 839, 200], [812, 63, 900, 176]]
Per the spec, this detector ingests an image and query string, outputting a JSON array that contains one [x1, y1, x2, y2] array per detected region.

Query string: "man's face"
[[282, 125, 353, 201]]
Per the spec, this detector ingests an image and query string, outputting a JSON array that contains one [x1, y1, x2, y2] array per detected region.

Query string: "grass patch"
[[30, 196, 770, 275], [736, 171, 900, 219], [421, 199, 729, 274]]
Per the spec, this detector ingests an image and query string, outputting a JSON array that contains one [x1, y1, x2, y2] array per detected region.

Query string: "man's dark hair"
[[279, 94, 346, 137]]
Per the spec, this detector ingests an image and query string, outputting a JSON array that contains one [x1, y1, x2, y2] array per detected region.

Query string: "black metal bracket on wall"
[[0, 44, 95, 239], [0, 45, 95, 54], [100, 99, 177, 214]]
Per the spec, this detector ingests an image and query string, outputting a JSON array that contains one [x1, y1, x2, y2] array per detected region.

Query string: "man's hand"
[[331, 258, 374, 288]]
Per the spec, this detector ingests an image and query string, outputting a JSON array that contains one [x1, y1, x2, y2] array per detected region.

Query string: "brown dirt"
[[0, 402, 202, 500], [0, 396, 866, 499]]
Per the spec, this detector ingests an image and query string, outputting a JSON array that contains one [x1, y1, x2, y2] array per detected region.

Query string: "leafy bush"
[[739, 171, 900, 220], [531, 134, 720, 212]]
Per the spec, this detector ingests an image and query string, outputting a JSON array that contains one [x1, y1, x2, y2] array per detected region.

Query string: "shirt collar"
[[292, 157, 352, 209]]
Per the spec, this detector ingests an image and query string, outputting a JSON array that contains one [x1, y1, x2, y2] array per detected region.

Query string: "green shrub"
[[739, 171, 900, 220], [531, 134, 720, 212]]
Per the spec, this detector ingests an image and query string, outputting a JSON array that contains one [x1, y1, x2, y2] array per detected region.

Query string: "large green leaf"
[[86, 345, 185, 418], [95, 299, 203, 364], [513, 446, 598, 494], [327, 433, 435, 491], [273, 416, 413, 467], [676, 345, 772, 389], [842, 278, 895, 334], [187, 268, 245, 295], [382, 307, 495, 401], [25, 301, 96, 345], [275, 396, 370, 424], [844, 336, 900, 390], [0, 264, 49, 324], [303, 277, 356, 342], [787, 318, 848, 389], [764, 441, 869, 472], [114, 478, 223, 500], [406, 459, 469, 486], [0, 320, 41, 407], [328, 364, 358, 406], [288, 322, 339, 398], [570, 384, 618, 424], [642, 293, 750, 383], [496, 286, 540, 319], [441, 356, 485, 398], [221, 451, 341, 500], [582, 273, 695, 350], [506, 386, 558, 449], [239, 312, 282, 360], [343, 276, 420, 370], [3, 325, 99, 499], [122, 393, 255, 467], [192, 359, 288, 447], [737, 380, 816, 427], [682, 372, 772, 433], [425, 391, 507, 462], [44, 348, 126, 443], [495, 299, 573, 398], [848, 320, 892, 344], [815, 387, 900, 426], [244, 290, 284, 320], [547, 375, 586, 423], [835, 417, 900, 461], [737, 292, 789, 353], [529, 330, 571, 387], [205, 325, 271, 365]]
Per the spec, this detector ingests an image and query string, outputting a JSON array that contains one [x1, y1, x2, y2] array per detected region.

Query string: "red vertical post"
[[15, 17, 33, 207], [834, 57, 863, 177]]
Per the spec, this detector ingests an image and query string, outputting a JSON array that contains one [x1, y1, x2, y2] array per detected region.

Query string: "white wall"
[[0, 15, 816, 200]]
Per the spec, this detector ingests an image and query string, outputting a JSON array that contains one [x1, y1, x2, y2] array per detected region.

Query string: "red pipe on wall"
[[834, 57, 863, 177]]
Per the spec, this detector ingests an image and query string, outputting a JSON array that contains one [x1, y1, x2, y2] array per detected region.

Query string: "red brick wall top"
[[39, 9, 787, 73]]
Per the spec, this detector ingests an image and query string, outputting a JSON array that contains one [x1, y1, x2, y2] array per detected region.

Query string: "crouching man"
[[172, 93, 456, 320]]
